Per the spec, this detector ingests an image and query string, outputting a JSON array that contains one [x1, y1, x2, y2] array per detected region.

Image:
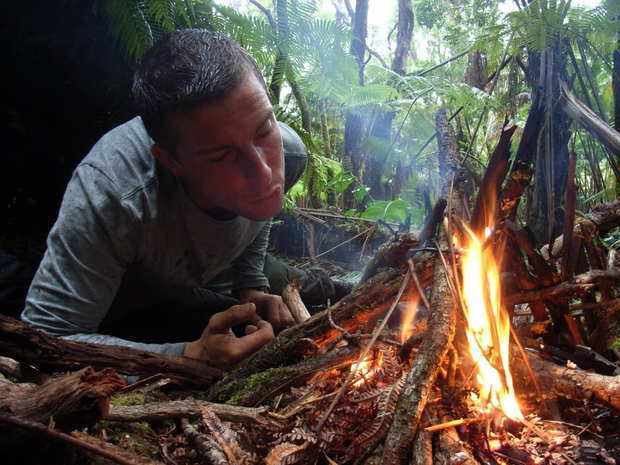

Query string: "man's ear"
[[151, 145, 183, 177]]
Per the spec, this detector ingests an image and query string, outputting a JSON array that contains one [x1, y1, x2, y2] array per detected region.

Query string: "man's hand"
[[183, 303, 274, 366], [239, 289, 295, 331]]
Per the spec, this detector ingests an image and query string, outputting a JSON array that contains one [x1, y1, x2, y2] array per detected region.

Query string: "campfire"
[[1, 116, 619, 465]]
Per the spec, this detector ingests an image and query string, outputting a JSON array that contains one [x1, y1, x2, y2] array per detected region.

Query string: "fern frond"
[[102, 0, 154, 60]]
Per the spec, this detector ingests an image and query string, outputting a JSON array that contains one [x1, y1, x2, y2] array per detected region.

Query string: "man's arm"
[[232, 221, 294, 330], [21, 165, 186, 356]]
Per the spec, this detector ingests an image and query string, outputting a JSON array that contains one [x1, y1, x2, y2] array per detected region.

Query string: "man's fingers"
[[208, 303, 260, 333], [234, 320, 274, 359], [280, 302, 296, 327], [245, 324, 258, 335]]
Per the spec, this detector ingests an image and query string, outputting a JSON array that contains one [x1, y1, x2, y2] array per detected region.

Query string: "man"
[[21, 29, 308, 367]]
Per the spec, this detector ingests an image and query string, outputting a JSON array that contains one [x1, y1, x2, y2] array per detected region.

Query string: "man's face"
[[154, 74, 285, 221]]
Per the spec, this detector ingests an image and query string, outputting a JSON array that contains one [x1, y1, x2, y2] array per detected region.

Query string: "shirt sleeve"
[[21, 164, 186, 357], [231, 221, 271, 291]]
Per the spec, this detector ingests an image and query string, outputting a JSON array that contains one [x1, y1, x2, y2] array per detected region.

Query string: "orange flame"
[[350, 351, 383, 387], [399, 297, 421, 344], [461, 224, 523, 421]]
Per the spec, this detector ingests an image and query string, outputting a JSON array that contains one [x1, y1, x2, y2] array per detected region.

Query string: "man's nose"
[[242, 144, 273, 187]]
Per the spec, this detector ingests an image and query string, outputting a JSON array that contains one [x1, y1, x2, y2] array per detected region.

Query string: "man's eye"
[[257, 119, 274, 138], [208, 151, 232, 163]]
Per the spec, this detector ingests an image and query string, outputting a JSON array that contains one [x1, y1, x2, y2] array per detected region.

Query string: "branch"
[[0, 315, 222, 387], [106, 400, 282, 428], [561, 81, 620, 157], [505, 268, 620, 305]]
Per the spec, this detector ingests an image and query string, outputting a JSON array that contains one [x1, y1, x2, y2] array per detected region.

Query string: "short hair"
[[132, 29, 267, 150]]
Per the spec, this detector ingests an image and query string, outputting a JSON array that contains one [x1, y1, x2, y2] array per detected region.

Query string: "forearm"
[[62, 332, 187, 357]]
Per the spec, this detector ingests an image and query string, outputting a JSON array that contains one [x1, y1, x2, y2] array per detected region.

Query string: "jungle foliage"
[[98, 0, 619, 234]]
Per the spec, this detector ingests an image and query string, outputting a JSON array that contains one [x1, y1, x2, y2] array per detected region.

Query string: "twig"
[[293, 207, 328, 226], [312, 225, 376, 260], [115, 373, 170, 395], [424, 417, 480, 432], [407, 259, 431, 310], [327, 307, 354, 339], [314, 270, 412, 434], [0, 413, 162, 465]]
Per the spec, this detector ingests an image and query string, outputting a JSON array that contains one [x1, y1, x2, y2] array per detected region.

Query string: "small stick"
[[424, 417, 481, 432], [407, 259, 431, 309], [114, 373, 170, 395], [312, 225, 376, 260], [327, 307, 353, 339], [314, 270, 412, 434]]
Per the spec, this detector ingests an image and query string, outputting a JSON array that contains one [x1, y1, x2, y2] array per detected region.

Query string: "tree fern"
[[102, 0, 154, 60]]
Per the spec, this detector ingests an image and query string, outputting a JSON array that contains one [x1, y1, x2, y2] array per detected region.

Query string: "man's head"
[[132, 29, 284, 220]]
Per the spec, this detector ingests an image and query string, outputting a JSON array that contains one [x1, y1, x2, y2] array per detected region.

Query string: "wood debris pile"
[[1, 108, 620, 465]]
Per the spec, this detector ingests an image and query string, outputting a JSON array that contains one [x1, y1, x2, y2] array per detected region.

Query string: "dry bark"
[[381, 249, 457, 465], [0, 355, 24, 380], [498, 97, 545, 222], [561, 151, 578, 280], [0, 314, 222, 386], [471, 124, 517, 233], [433, 426, 479, 465], [282, 282, 311, 323], [410, 429, 433, 465], [0, 366, 125, 427], [514, 352, 620, 410], [361, 233, 420, 282], [541, 198, 620, 263]]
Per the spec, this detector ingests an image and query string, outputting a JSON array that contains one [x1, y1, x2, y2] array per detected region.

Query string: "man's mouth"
[[254, 184, 282, 202]]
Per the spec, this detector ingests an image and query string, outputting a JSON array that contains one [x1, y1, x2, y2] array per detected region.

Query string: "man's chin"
[[241, 195, 283, 221]]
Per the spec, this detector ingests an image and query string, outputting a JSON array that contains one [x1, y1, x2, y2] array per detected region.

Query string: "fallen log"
[[0, 366, 125, 427], [434, 424, 479, 465], [505, 268, 620, 305], [514, 351, 620, 410], [0, 314, 222, 387], [542, 198, 620, 259]]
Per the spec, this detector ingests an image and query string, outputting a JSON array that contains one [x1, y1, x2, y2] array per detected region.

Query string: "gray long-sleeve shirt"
[[21, 117, 274, 356]]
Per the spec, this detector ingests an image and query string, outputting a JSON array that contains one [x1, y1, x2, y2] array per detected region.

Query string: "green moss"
[[224, 366, 295, 406], [110, 392, 145, 407], [92, 421, 159, 458]]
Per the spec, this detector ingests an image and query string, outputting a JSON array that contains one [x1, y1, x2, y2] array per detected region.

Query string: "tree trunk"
[[615, 32, 620, 132], [343, 0, 369, 208], [364, 0, 413, 200], [527, 43, 572, 245]]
